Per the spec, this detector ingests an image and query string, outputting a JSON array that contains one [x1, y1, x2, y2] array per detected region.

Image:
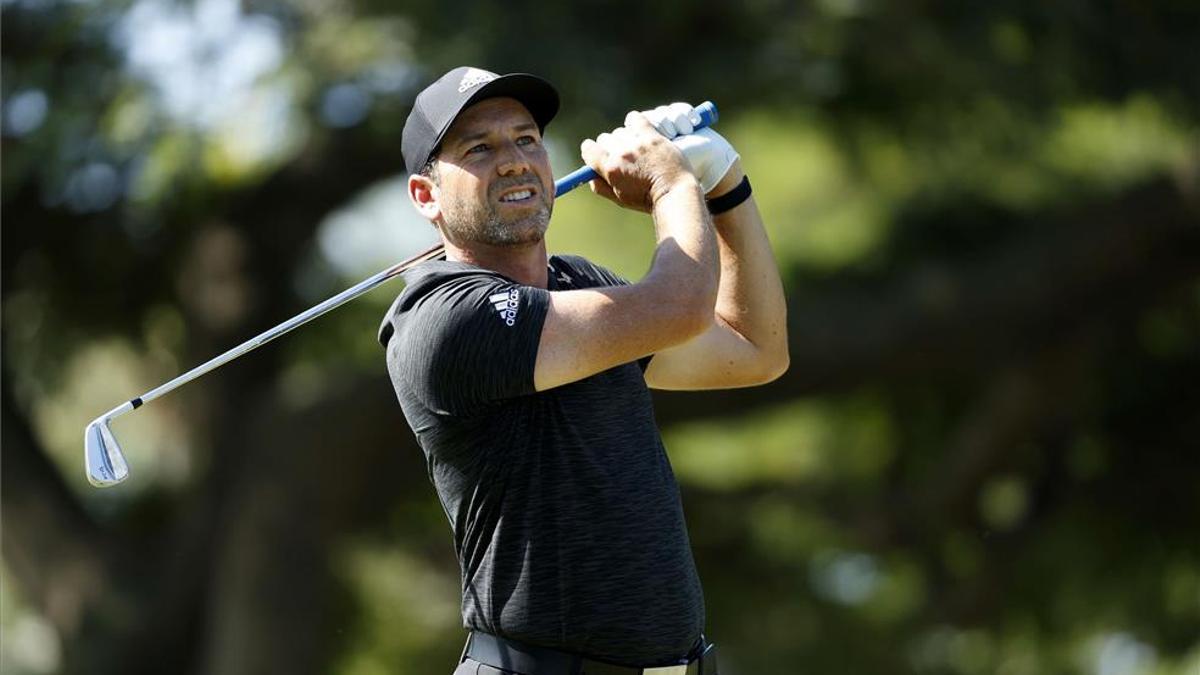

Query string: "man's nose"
[[497, 142, 531, 176]]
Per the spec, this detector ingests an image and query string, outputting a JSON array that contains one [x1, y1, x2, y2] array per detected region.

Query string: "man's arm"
[[644, 159, 790, 389], [532, 113, 720, 392]]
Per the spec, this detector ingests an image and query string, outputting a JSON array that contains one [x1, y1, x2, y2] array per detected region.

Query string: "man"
[[378, 66, 788, 675]]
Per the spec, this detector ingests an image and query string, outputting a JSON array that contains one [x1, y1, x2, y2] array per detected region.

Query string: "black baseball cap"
[[401, 66, 560, 174]]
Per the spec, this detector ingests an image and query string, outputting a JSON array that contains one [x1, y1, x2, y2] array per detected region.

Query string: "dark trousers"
[[454, 657, 513, 675], [453, 656, 719, 675], [452, 633, 718, 675]]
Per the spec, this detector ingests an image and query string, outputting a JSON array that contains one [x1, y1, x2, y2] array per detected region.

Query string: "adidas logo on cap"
[[489, 289, 520, 326], [458, 68, 498, 93]]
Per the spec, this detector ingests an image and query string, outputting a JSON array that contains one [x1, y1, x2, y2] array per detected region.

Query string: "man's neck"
[[442, 237, 550, 289]]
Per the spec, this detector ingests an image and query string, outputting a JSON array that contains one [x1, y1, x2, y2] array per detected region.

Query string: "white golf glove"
[[642, 102, 739, 193], [643, 102, 699, 138]]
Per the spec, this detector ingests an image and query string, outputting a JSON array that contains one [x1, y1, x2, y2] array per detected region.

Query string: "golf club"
[[85, 101, 719, 487]]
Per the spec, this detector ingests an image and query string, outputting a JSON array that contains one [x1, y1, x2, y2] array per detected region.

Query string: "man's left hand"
[[642, 102, 740, 195]]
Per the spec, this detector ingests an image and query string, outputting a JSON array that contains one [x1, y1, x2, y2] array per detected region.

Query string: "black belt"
[[462, 631, 718, 675]]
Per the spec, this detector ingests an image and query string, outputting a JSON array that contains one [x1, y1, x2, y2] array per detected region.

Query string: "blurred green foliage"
[[3, 0, 1199, 674]]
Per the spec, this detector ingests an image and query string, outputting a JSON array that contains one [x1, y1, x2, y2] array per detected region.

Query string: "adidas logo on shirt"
[[489, 289, 520, 327]]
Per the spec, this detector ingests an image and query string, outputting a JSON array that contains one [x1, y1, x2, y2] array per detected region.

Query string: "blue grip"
[[553, 101, 719, 197]]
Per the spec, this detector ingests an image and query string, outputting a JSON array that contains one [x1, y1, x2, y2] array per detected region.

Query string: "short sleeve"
[[388, 275, 550, 415]]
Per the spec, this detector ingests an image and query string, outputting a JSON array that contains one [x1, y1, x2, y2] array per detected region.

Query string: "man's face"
[[427, 97, 554, 247]]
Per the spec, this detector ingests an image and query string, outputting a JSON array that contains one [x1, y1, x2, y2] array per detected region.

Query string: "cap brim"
[[429, 73, 560, 162]]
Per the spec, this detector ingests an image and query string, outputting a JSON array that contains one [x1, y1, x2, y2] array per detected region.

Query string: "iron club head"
[[85, 417, 129, 487]]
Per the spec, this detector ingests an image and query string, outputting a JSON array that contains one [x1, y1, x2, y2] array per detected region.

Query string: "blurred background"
[[3, 0, 1199, 673]]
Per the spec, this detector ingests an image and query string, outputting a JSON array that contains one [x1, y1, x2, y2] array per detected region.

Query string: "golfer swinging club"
[[379, 66, 788, 675]]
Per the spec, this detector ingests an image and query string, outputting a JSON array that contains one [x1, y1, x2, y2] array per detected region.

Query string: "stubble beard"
[[441, 180, 552, 247]]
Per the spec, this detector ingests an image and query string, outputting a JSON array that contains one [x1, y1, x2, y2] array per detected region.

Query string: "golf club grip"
[[553, 101, 719, 197]]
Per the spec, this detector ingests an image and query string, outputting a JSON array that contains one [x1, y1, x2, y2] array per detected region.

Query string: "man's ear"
[[408, 172, 441, 223]]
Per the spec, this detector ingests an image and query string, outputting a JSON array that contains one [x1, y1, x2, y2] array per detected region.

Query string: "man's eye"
[[516, 135, 537, 146], [467, 144, 488, 155]]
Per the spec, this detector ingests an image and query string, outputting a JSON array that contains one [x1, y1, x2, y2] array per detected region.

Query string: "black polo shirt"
[[379, 254, 704, 666]]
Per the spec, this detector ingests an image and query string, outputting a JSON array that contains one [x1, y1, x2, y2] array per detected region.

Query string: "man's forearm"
[[707, 160, 789, 359], [644, 175, 720, 327]]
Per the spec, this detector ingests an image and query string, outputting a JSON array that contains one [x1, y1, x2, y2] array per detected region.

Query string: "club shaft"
[[125, 243, 445, 411]]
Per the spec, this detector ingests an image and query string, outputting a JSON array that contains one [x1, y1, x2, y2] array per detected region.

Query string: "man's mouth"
[[498, 187, 537, 204]]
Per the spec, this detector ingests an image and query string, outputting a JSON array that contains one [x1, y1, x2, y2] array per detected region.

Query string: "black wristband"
[[706, 175, 752, 215]]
